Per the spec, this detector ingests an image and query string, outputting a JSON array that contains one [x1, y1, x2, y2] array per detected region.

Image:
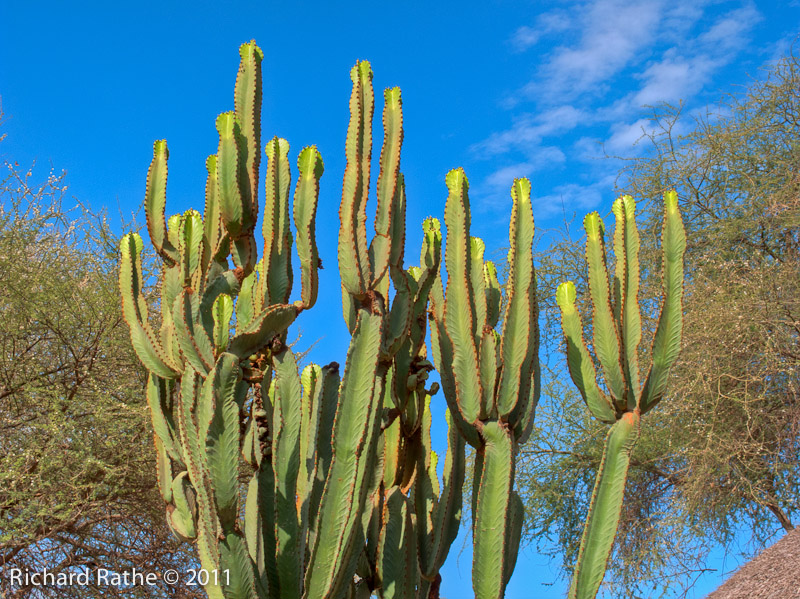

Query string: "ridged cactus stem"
[[307, 59, 437, 599], [568, 411, 640, 599], [339, 60, 374, 299], [431, 171, 539, 598], [121, 41, 343, 599], [234, 40, 263, 231], [262, 137, 293, 306], [122, 39, 542, 599], [119, 233, 179, 380], [415, 397, 465, 593], [557, 192, 686, 599], [144, 140, 179, 265], [370, 87, 403, 290], [294, 147, 324, 310], [472, 421, 516, 598], [303, 304, 386, 599]]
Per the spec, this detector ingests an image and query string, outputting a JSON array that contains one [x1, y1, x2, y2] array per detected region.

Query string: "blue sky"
[[2, 1, 798, 597]]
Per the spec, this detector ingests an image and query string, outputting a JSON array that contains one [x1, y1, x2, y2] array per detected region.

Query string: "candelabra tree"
[[119, 42, 474, 599], [324, 59, 466, 599], [555, 192, 686, 599], [428, 171, 540, 599]]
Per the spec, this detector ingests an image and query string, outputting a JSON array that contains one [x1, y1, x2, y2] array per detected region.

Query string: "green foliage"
[[0, 158, 199, 598]]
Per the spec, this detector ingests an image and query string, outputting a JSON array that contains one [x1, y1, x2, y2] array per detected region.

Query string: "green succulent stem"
[[121, 40, 547, 599], [569, 411, 641, 599], [559, 193, 686, 599]]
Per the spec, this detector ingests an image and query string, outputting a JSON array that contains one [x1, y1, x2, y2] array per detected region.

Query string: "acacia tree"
[[0, 153, 201, 598], [518, 51, 800, 597]]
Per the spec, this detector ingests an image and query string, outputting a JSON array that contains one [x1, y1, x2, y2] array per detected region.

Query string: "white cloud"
[[603, 118, 655, 154], [508, 11, 572, 52], [531, 173, 619, 218], [532, 105, 587, 137], [514, 0, 762, 111], [471, 147, 570, 216], [527, 0, 664, 101], [625, 4, 761, 109], [660, 0, 714, 40], [631, 52, 715, 106], [698, 4, 762, 52], [472, 105, 586, 156], [474, 0, 767, 219], [509, 26, 542, 52], [572, 136, 606, 161], [477, 148, 566, 198], [485, 163, 536, 188]]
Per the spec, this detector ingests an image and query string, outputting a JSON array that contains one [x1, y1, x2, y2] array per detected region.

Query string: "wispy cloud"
[[509, 26, 543, 53], [629, 4, 762, 107], [698, 4, 762, 51], [477, 0, 765, 214], [484, 162, 537, 188], [523, 0, 664, 102], [531, 173, 619, 218], [603, 118, 657, 154], [508, 12, 572, 53], [472, 106, 586, 156], [471, 150, 567, 215], [631, 52, 715, 106]]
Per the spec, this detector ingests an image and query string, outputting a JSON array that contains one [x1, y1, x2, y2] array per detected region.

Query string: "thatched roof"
[[705, 528, 800, 598]]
